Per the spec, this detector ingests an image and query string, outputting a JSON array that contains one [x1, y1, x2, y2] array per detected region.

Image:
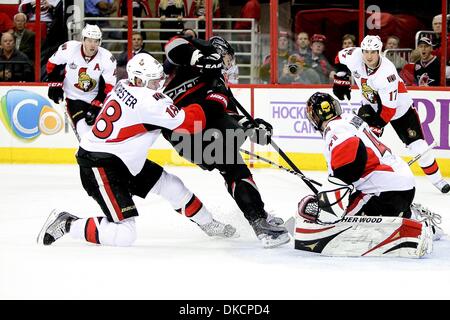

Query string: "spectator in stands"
[[85, 0, 116, 31], [342, 34, 356, 48], [189, 0, 220, 39], [415, 37, 441, 86], [118, 0, 152, 17], [259, 31, 292, 83], [13, 13, 35, 62], [234, 0, 260, 65], [117, 0, 152, 43], [18, 0, 60, 24], [431, 14, 450, 66], [156, 0, 187, 52], [383, 35, 407, 71], [0, 32, 33, 82], [116, 32, 150, 80], [85, 0, 115, 18], [180, 27, 197, 39], [399, 49, 421, 86], [306, 34, 334, 84], [295, 32, 311, 60], [0, 12, 14, 34], [279, 53, 321, 84]]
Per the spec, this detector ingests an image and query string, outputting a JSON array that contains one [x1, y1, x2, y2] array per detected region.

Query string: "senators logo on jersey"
[[361, 78, 377, 103], [74, 67, 97, 92]]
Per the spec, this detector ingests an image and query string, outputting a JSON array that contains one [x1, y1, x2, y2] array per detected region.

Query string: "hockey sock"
[[150, 171, 213, 225], [408, 139, 443, 184], [69, 217, 137, 246], [226, 175, 267, 223]]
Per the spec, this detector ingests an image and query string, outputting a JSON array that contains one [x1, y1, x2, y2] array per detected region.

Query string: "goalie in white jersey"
[[46, 24, 117, 138], [37, 53, 236, 247], [333, 35, 449, 193], [292, 92, 443, 258]]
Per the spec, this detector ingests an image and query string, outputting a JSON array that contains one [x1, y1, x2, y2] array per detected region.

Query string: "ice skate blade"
[[36, 209, 59, 245], [260, 233, 290, 249]]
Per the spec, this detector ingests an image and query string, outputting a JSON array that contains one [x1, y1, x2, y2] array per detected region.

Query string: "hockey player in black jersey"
[[162, 35, 290, 248]]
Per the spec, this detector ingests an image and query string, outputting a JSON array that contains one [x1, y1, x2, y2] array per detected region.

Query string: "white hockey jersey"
[[336, 47, 413, 122], [48, 41, 117, 103], [80, 80, 204, 176], [323, 113, 415, 197]]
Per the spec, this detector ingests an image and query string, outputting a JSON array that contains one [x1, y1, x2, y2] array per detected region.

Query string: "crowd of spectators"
[[1, 1, 450, 86]]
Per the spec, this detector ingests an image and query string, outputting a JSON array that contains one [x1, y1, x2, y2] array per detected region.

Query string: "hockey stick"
[[239, 148, 323, 187], [229, 95, 320, 194], [64, 108, 81, 142], [407, 141, 437, 166]]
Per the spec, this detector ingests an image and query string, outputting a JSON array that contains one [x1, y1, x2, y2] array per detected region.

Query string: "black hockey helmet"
[[306, 92, 342, 131], [209, 36, 235, 60]]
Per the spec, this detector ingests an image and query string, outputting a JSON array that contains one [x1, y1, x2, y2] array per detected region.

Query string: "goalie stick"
[[239, 148, 322, 187], [229, 95, 320, 194]]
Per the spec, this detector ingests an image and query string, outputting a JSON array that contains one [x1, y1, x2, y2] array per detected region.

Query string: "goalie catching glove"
[[238, 117, 273, 145], [297, 185, 353, 225]]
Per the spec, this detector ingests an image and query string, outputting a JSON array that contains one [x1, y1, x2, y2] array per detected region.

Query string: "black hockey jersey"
[[414, 56, 441, 86], [163, 35, 238, 116]]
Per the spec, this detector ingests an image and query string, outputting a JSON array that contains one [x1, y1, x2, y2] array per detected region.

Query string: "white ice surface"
[[0, 164, 449, 300]]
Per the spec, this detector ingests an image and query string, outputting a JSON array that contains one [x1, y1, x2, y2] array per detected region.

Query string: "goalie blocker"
[[292, 215, 433, 258]]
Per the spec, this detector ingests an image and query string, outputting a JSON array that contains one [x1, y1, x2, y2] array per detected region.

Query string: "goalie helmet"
[[306, 92, 342, 131], [127, 53, 166, 90], [361, 35, 383, 53], [209, 36, 235, 69]]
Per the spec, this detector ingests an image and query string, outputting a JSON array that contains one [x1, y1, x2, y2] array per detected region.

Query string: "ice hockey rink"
[[1, 163, 449, 300]]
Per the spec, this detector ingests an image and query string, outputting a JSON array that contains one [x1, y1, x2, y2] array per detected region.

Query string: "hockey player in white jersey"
[[46, 24, 117, 138], [291, 92, 443, 258], [333, 35, 449, 193], [37, 53, 236, 247]]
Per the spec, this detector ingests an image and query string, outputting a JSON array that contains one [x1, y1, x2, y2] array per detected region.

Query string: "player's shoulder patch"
[[153, 92, 166, 101], [386, 74, 396, 83]]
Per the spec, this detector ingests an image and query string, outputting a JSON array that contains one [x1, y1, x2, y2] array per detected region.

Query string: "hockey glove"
[[333, 71, 351, 100], [48, 82, 64, 104], [369, 126, 384, 138], [357, 104, 387, 128], [238, 117, 273, 145], [85, 100, 103, 126], [191, 49, 223, 71]]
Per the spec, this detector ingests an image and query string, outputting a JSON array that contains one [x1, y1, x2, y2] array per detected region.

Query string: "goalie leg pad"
[[294, 215, 432, 258]]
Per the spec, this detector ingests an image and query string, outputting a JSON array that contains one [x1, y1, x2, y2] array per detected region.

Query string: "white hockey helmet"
[[82, 24, 102, 43], [361, 35, 383, 53], [127, 53, 165, 90]]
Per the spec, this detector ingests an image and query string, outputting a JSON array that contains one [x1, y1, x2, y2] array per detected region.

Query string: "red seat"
[[25, 21, 47, 40], [0, 4, 19, 19]]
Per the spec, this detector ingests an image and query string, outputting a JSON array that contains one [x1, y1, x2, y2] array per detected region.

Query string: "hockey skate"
[[251, 218, 290, 248], [411, 203, 445, 241], [266, 212, 284, 226], [433, 179, 450, 194], [37, 209, 79, 245], [198, 219, 237, 238]]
